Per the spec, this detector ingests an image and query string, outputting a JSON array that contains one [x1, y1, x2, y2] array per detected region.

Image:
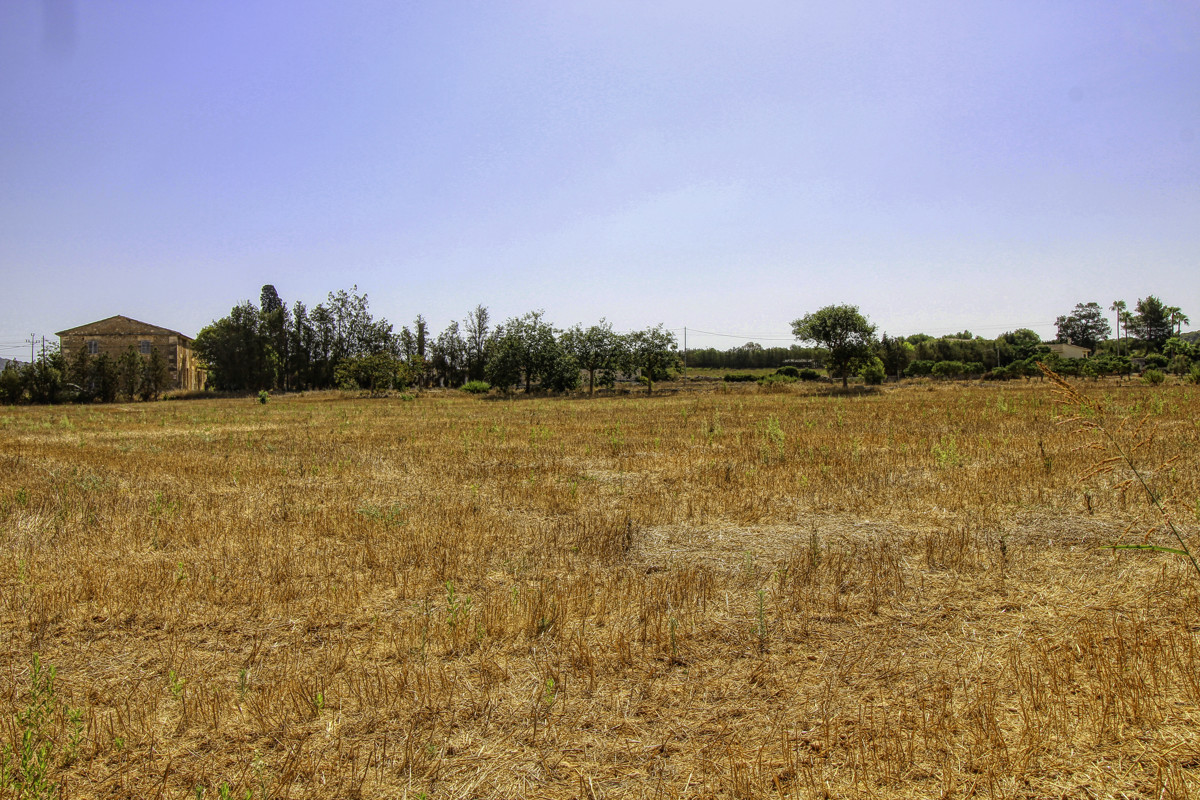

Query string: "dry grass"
[[1, 378, 1199, 799]]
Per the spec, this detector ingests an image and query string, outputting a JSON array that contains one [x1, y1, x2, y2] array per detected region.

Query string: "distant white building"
[[1046, 343, 1091, 359]]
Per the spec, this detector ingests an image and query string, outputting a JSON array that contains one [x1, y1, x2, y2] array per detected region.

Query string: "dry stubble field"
[[1, 379, 1199, 799]]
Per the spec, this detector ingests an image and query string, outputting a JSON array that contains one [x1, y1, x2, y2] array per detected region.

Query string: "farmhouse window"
[[87, 340, 99, 354], [139, 341, 152, 354]]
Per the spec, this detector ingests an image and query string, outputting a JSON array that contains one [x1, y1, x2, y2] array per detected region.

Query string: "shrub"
[[1186, 366, 1200, 385], [859, 357, 886, 385], [1141, 369, 1165, 385], [461, 380, 491, 395], [774, 366, 801, 378], [757, 373, 797, 390], [931, 361, 966, 379], [797, 368, 822, 381], [1167, 354, 1192, 375], [723, 373, 757, 382], [905, 360, 935, 378], [1144, 353, 1169, 370], [0, 363, 23, 404], [984, 365, 1016, 381]]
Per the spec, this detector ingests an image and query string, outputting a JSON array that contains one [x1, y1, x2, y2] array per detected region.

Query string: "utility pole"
[[26, 334, 36, 364], [683, 327, 687, 379]]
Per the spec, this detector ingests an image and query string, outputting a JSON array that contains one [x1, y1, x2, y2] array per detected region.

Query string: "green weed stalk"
[[1040, 363, 1199, 579]]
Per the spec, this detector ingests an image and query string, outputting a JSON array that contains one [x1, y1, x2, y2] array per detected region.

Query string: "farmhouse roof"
[[55, 315, 194, 342]]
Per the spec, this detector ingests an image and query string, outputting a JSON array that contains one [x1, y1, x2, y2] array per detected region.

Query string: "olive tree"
[[561, 319, 626, 394], [626, 324, 677, 395], [791, 305, 877, 388]]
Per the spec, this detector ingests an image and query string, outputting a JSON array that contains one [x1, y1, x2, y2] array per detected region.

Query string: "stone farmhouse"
[[56, 315, 206, 391]]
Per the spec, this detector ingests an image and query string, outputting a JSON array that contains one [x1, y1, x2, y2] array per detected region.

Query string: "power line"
[[686, 328, 796, 341]]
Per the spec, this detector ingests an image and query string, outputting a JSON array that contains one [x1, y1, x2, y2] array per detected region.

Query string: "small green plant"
[[169, 669, 185, 698], [63, 708, 83, 767], [461, 380, 491, 394], [445, 581, 472, 631], [764, 415, 785, 455], [932, 436, 960, 468], [756, 589, 768, 650], [1141, 369, 1165, 385], [257, 390, 269, 405], [0, 654, 77, 800]]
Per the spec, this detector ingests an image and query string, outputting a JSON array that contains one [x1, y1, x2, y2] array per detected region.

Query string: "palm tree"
[[1110, 300, 1127, 356], [1166, 306, 1189, 336], [1120, 310, 1134, 367]]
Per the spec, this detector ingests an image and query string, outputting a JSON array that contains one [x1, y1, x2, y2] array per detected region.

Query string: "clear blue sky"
[[2, 1, 1197, 358]]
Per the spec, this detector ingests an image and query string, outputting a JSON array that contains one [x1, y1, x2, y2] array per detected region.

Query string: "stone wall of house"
[[59, 318, 206, 391]]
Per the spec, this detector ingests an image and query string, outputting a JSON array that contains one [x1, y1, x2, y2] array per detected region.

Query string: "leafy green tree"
[[194, 302, 269, 391], [23, 349, 67, 404], [541, 346, 581, 392], [1054, 302, 1111, 352], [997, 329, 1042, 363], [93, 353, 119, 403], [1129, 296, 1175, 353], [931, 360, 967, 379], [260, 285, 290, 390], [905, 360, 935, 377], [287, 301, 315, 389], [483, 333, 523, 392], [489, 311, 561, 393], [430, 321, 468, 387], [335, 352, 411, 392], [562, 320, 626, 394], [877, 334, 913, 381], [626, 324, 678, 395], [139, 348, 170, 400], [791, 305, 877, 388], [463, 305, 491, 382], [326, 286, 393, 362], [0, 361, 25, 404], [1164, 337, 1195, 361], [69, 346, 94, 402], [117, 345, 142, 401]]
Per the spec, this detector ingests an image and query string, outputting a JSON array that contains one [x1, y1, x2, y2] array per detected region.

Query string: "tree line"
[[2, 289, 1192, 405], [0, 343, 171, 405], [193, 285, 681, 396], [791, 295, 1195, 388]]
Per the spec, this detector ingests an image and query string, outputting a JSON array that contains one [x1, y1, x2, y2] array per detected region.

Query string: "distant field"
[[2, 380, 1199, 798], [678, 366, 785, 379]]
